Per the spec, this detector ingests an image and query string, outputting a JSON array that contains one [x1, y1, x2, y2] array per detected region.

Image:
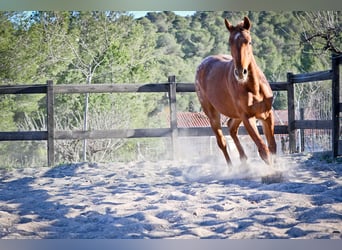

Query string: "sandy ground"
[[0, 153, 341, 239]]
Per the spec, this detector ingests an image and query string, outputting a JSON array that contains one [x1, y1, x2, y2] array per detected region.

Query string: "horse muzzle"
[[234, 68, 248, 83]]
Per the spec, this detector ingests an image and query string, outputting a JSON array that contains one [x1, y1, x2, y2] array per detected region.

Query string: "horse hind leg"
[[206, 109, 232, 166], [261, 114, 277, 155], [215, 127, 232, 166], [261, 114, 277, 165], [213, 125, 232, 166], [228, 118, 247, 163], [196, 83, 232, 166]]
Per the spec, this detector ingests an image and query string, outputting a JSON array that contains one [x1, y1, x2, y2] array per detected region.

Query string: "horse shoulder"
[[254, 81, 274, 120], [260, 81, 273, 99], [255, 67, 273, 98], [234, 79, 273, 120]]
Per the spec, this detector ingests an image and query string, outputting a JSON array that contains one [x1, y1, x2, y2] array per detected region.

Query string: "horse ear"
[[224, 18, 233, 32], [243, 16, 251, 30]]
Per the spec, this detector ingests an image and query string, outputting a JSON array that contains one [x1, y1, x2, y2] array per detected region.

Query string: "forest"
[[0, 11, 341, 167]]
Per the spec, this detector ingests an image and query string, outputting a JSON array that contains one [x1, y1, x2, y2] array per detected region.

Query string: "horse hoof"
[[261, 171, 286, 184]]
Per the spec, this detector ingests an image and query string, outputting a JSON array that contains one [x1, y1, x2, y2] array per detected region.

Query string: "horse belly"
[[207, 84, 239, 118]]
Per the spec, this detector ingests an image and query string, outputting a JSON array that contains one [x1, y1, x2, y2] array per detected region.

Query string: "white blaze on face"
[[234, 32, 241, 41], [232, 32, 248, 83]]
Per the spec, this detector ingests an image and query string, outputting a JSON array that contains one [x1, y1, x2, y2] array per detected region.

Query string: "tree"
[[156, 33, 183, 56], [0, 12, 17, 131], [296, 11, 341, 56], [0, 12, 14, 83], [41, 11, 160, 161]]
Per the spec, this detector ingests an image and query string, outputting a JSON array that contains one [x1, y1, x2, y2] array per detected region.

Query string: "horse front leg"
[[242, 116, 271, 165]]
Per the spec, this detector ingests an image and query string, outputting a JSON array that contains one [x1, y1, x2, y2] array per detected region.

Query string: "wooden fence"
[[287, 55, 341, 156], [0, 56, 341, 166]]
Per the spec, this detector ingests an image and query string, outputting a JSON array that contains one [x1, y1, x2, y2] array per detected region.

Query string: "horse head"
[[225, 16, 253, 83]]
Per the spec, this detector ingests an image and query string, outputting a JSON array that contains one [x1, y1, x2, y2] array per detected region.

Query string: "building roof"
[[170, 110, 288, 128], [176, 112, 226, 127], [273, 110, 288, 125]]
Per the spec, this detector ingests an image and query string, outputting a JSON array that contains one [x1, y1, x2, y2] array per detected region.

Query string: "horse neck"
[[248, 53, 258, 75], [247, 55, 263, 93]]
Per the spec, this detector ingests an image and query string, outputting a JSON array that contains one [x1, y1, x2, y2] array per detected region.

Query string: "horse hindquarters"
[[203, 101, 233, 166], [195, 80, 232, 166]]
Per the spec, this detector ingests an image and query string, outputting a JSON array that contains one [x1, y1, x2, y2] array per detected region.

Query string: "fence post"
[[299, 107, 305, 152], [47, 80, 55, 167], [168, 75, 178, 160], [287, 72, 296, 153], [332, 55, 340, 157]]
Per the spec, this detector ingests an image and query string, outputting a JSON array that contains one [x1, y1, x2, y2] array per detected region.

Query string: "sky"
[[129, 11, 195, 19]]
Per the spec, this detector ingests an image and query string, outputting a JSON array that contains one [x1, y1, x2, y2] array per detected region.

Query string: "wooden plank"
[[299, 108, 305, 152], [0, 84, 47, 94], [55, 128, 171, 140], [287, 72, 296, 153], [270, 82, 288, 91], [291, 70, 333, 83], [0, 125, 289, 142], [47, 80, 55, 167], [332, 55, 341, 157], [0, 131, 47, 141], [294, 120, 332, 130], [176, 83, 196, 92], [238, 125, 288, 135], [178, 125, 288, 137], [53, 81, 290, 95], [175, 82, 288, 92], [0, 81, 289, 95], [273, 125, 289, 135], [54, 125, 289, 141], [168, 76, 178, 159], [53, 83, 169, 94]]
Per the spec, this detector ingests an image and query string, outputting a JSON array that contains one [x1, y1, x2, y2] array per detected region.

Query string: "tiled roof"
[[273, 110, 288, 125], [176, 112, 228, 127], [170, 110, 288, 128]]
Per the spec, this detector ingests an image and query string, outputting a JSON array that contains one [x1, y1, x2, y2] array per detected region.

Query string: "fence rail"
[[0, 56, 341, 166], [290, 70, 333, 83]]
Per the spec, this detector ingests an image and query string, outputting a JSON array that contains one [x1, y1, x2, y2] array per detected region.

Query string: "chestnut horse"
[[195, 16, 276, 166]]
